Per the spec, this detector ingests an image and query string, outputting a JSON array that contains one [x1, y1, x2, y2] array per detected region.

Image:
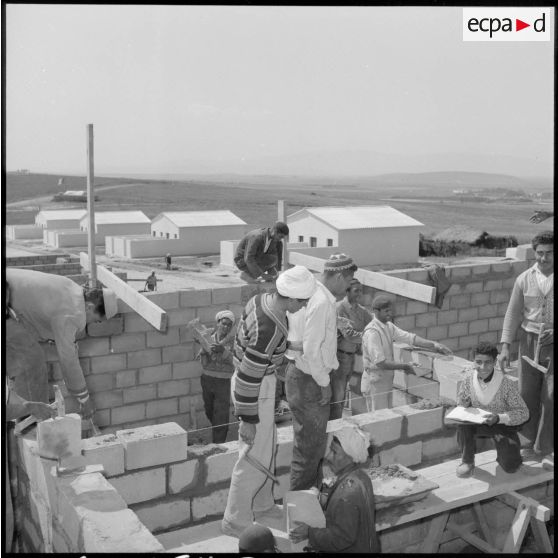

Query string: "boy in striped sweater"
[[222, 266, 317, 537], [454, 342, 529, 478]]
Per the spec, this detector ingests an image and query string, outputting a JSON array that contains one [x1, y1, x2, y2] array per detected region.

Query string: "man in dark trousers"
[[234, 221, 289, 283], [289, 425, 381, 553]]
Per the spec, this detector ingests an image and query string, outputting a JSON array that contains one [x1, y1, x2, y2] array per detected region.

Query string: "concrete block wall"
[[34, 257, 527, 433], [14, 433, 165, 553]]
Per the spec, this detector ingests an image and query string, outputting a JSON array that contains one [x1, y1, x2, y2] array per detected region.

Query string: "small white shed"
[[35, 209, 87, 229], [79, 211, 151, 237], [287, 205, 424, 266]]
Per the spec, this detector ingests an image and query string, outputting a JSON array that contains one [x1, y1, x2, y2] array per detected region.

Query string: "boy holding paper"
[[453, 342, 529, 478]]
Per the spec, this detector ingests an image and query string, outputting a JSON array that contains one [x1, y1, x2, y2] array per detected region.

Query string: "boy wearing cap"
[[6, 268, 119, 420], [362, 294, 452, 411], [332, 278, 374, 420], [234, 221, 289, 283], [289, 425, 380, 553], [195, 310, 236, 443], [238, 524, 278, 553], [222, 265, 316, 537], [285, 253, 358, 491]]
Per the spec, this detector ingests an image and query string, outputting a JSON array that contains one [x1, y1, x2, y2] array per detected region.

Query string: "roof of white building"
[[152, 210, 247, 228], [288, 205, 424, 230], [36, 209, 87, 221], [80, 211, 151, 225]]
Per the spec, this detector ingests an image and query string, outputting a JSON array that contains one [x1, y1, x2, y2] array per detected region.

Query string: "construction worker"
[[144, 271, 158, 291], [6, 268, 118, 420], [234, 221, 289, 283]]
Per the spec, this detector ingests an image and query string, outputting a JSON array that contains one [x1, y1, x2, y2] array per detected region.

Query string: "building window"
[[310, 236, 317, 247], [160, 232, 164, 237], [298, 235, 304, 242], [152, 231, 156, 237], [174, 234, 178, 239], [327, 238, 333, 247], [166, 233, 170, 239]]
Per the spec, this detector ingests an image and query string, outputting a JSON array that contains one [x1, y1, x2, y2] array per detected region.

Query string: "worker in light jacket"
[[6, 268, 118, 421]]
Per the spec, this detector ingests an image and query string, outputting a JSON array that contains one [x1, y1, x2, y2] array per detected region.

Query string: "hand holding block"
[[285, 489, 326, 552], [37, 413, 82, 460]]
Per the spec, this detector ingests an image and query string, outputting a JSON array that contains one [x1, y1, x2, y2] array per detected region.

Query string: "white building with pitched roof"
[[287, 205, 424, 266], [35, 209, 87, 229], [105, 210, 250, 258], [79, 210, 151, 237]]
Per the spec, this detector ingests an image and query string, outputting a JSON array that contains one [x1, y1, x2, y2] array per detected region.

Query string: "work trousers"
[[222, 373, 277, 534], [457, 423, 522, 473], [285, 364, 330, 490], [6, 318, 49, 403], [361, 369, 394, 412], [329, 351, 355, 420], [517, 329, 553, 455], [200, 374, 231, 444]]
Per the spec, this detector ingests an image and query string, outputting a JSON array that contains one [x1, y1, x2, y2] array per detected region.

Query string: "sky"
[[4, 5, 555, 177]]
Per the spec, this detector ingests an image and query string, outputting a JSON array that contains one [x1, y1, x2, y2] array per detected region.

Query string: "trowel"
[[522, 325, 551, 374], [14, 384, 65, 435]]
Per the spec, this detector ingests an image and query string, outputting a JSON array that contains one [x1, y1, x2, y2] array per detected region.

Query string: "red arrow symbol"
[[516, 19, 530, 31]]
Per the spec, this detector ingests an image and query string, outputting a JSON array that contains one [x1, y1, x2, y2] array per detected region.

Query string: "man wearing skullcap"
[[195, 310, 237, 443], [285, 253, 358, 490], [234, 221, 289, 283], [361, 294, 452, 411], [289, 425, 380, 553], [222, 266, 316, 537], [238, 524, 278, 553], [6, 268, 119, 423], [331, 278, 374, 420]]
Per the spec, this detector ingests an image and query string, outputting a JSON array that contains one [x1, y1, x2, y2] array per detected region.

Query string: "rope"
[[185, 384, 434, 437]]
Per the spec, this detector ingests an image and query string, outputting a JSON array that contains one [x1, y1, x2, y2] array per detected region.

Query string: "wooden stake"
[[86, 123, 97, 288]]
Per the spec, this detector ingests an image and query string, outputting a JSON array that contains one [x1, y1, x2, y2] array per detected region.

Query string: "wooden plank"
[[85, 123, 97, 287], [288, 251, 436, 304], [376, 460, 553, 531], [496, 491, 551, 522], [421, 512, 449, 553], [473, 501, 495, 547], [529, 516, 554, 553], [502, 501, 531, 553], [97, 265, 167, 331], [80, 252, 167, 332], [446, 521, 501, 553]]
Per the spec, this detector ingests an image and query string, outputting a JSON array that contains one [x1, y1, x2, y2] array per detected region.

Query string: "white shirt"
[[286, 281, 338, 387], [362, 317, 416, 371], [534, 264, 553, 296]]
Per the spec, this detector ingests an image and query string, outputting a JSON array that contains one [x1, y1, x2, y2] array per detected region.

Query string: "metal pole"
[[278, 200, 288, 270], [86, 124, 97, 287]]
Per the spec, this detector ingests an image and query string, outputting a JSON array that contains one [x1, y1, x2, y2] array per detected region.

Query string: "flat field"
[[4, 172, 553, 244]]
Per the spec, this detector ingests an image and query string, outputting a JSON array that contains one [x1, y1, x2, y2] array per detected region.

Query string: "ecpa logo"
[[463, 8, 551, 42]]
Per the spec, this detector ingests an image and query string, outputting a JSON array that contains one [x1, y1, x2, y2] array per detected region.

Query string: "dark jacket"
[[309, 466, 381, 553], [234, 227, 283, 278]]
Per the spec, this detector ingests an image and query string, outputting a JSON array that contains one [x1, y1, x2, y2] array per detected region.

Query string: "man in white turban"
[[195, 310, 237, 443], [289, 425, 381, 553], [222, 266, 316, 537]]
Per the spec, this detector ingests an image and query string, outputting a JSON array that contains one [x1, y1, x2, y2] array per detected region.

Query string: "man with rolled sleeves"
[[285, 253, 358, 491], [331, 278, 373, 420], [498, 230, 553, 469]]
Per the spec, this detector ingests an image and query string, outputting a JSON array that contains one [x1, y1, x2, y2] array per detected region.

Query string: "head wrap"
[[276, 266, 317, 299], [238, 524, 276, 553], [102, 288, 118, 319], [371, 294, 394, 310], [323, 253, 357, 273], [215, 310, 235, 324], [332, 425, 370, 464]]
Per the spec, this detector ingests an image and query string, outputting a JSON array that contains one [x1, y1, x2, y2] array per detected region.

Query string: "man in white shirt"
[[361, 294, 452, 411], [285, 253, 357, 490], [498, 230, 553, 468]]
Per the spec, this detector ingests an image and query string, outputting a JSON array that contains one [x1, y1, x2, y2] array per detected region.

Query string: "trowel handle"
[[53, 385, 66, 417]]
